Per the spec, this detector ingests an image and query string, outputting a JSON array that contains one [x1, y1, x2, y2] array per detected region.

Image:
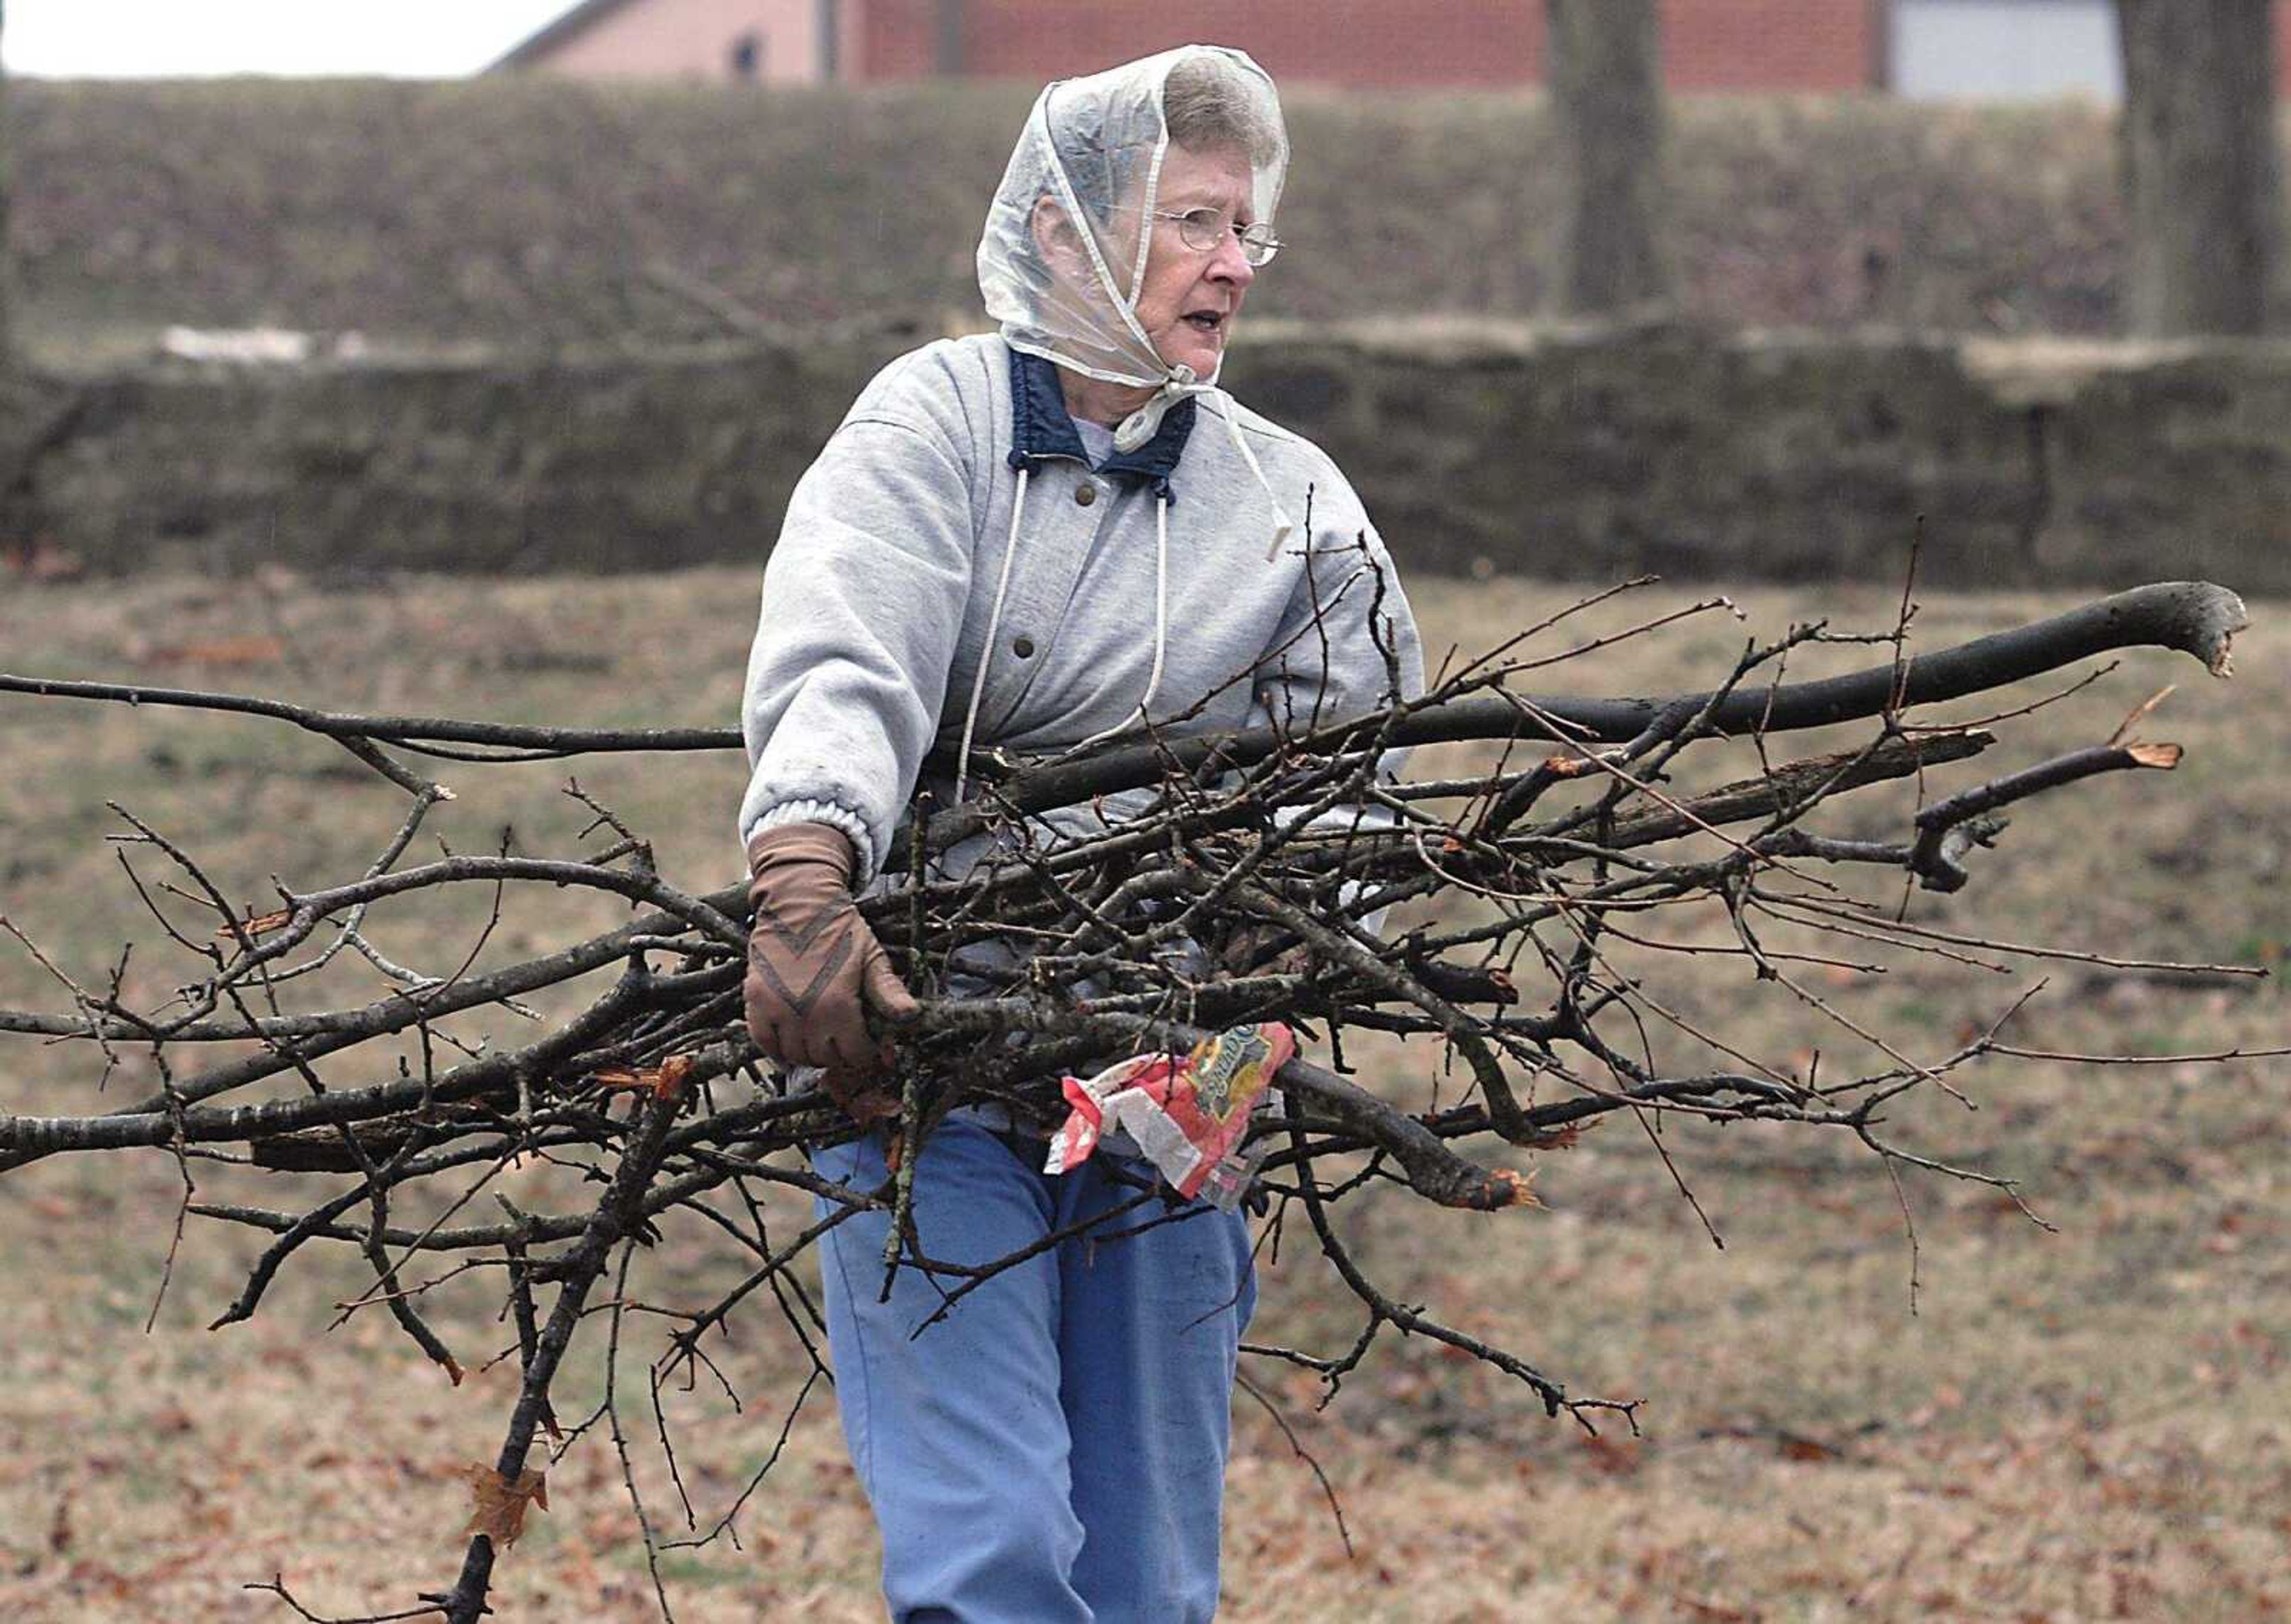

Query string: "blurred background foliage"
[[7, 79, 2126, 361]]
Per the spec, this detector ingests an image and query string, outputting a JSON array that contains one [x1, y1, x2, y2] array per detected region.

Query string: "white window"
[[1891, 0, 2123, 100]]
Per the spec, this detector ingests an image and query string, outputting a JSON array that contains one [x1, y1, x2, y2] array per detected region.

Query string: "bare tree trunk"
[[1546, 0, 1672, 317], [2118, 0, 2280, 336], [1, 0, 12, 363]]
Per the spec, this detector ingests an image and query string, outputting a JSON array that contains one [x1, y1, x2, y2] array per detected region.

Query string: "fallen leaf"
[[1778, 1434, 1839, 1463], [459, 1464, 548, 1549], [1577, 1433, 1642, 1477]]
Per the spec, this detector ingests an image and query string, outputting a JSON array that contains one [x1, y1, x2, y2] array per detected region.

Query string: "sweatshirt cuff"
[[740, 799, 879, 885]]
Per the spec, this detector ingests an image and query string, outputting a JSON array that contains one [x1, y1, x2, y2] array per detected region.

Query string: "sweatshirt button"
[[1012, 635, 1035, 659], [1075, 482, 1098, 507]]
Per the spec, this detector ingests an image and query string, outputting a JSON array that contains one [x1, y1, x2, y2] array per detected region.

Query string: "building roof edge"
[[487, 0, 645, 73]]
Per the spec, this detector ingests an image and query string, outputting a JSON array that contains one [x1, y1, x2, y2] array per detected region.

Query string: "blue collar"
[[1006, 346, 1194, 501]]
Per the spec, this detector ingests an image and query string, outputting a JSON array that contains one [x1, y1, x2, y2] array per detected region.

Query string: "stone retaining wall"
[[13, 322, 2289, 594]]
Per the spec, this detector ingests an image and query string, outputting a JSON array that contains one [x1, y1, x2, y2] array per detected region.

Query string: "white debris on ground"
[[158, 326, 370, 364]]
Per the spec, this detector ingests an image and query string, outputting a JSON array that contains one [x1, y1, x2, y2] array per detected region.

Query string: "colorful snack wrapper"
[[1044, 1023, 1296, 1209]]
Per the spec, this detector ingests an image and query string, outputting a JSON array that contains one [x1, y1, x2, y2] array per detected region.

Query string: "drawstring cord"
[[955, 462, 1030, 805], [1216, 401, 1296, 560], [1143, 492, 1171, 719]]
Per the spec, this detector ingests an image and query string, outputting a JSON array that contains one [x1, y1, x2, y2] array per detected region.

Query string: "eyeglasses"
[[1151, 206, 1285, 267]]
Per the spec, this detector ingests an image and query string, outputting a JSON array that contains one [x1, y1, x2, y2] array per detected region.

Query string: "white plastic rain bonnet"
[[977, 44, 1289, 453], [953, 47, 1296, 802]]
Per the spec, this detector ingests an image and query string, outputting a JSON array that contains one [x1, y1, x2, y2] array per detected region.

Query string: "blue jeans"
[[811, 1116, 1256, 1623]]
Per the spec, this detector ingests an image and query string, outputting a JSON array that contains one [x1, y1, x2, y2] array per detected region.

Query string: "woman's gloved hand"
[[742, 823, 918, 1120]]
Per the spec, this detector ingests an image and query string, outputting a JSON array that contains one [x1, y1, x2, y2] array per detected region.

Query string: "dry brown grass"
[[1, 567, 2285, 1622]]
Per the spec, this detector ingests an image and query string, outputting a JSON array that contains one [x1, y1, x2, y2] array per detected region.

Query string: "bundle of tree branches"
[[0, 578, 2263, 1623]]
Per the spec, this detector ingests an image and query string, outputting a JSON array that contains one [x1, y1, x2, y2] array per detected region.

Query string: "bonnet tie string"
[[1215, 397, 1298, 561], [1116, 380, 1295, 563], [1111, 366, 1209, 453]]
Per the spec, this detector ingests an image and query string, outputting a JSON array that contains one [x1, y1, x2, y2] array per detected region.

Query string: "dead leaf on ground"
[[1577, 1432, 1642, 1477], [1677, 1598, 1759, 1623], [1777, 1434, 1842, 1463]]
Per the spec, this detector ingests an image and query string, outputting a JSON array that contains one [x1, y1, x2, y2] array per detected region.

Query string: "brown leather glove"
[[742, 823, 918, 1118]]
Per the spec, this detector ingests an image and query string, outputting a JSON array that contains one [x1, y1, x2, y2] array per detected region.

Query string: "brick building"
[[490, 1, 2291, 100]]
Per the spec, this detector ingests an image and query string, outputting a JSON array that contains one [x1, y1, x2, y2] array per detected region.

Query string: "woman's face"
[[1131, 141, 1261, 379]]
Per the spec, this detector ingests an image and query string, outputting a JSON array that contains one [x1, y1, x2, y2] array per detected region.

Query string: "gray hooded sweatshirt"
[[737, 335, 1422, 881], [739, 46, 1421, 881]]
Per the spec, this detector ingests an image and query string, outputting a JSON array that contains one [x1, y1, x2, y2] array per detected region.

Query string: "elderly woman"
[[738, 44, 1421, 1622]]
